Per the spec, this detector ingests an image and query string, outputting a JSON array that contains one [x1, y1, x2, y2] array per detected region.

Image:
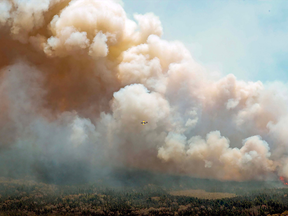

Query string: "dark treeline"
[[0, 175, 288, 215]]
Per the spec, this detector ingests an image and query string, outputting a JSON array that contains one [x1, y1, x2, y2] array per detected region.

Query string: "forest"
[[0, 173, 287, 216]]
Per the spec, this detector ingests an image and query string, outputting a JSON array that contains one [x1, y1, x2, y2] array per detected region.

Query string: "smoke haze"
[[0, 0, 287, 183]]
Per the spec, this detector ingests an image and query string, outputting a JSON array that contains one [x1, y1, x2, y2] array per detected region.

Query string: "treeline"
[[0, 179, 288, 215]]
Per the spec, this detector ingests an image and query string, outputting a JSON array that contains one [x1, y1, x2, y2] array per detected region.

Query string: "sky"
[[122, 0, 288, 83]]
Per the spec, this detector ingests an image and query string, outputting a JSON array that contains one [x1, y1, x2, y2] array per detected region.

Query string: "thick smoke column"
[[0, 0, 287, 182]]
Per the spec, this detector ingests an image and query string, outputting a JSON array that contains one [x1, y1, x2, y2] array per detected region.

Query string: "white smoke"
[[0, 0, 287, 182]]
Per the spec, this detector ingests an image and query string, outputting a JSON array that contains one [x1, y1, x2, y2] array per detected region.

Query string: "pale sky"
[[122, 0, 288, 83]]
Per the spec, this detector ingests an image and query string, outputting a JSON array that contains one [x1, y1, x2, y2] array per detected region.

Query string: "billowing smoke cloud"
[[0, 0, 287, 182]]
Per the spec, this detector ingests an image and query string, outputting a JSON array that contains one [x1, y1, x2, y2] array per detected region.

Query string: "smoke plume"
[[0, 0, 287, 183]]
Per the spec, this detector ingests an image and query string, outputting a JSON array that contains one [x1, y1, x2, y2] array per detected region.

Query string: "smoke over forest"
[[0, 0, 288, 184]]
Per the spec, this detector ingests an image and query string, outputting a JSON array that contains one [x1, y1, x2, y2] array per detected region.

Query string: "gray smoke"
[[0, 0, 287, 183]]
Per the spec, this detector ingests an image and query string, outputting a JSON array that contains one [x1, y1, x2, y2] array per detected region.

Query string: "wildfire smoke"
[[0, 0, 287, 183]]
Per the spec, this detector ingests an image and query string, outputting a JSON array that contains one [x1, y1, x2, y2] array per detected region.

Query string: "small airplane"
[[141, 121, 148, 125]]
